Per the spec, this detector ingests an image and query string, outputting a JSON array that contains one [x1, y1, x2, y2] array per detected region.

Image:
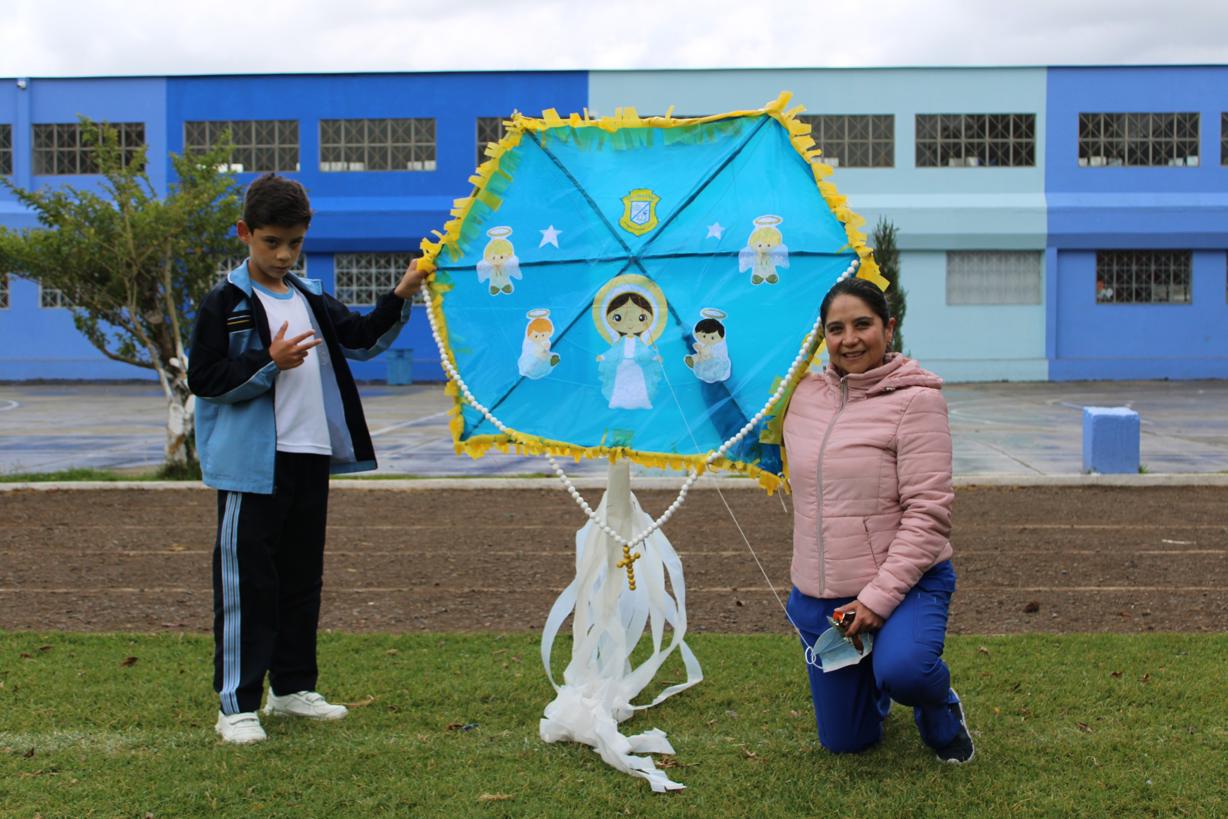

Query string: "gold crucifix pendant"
[[617, 545, 642, 591]]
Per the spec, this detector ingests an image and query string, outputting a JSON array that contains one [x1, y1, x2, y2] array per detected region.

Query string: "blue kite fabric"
[[419, 93, 885, 491]]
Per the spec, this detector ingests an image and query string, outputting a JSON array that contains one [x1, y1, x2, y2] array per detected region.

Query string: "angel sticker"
[[593, 275, 666, 411], [517, 309, 562, 380], [476, 226, 522, 296], [738, 215, 789, 285], [684, 308, 732, 383]]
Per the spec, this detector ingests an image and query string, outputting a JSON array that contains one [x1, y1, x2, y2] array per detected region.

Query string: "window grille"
[[1078, 113, 1199, 167], [476, 117, 507, 167], [946, 251, 1043, 304], [0, 124, 11, 175], [334, 253, 424, 305], [1095, 251, 1191, 304], [319, 119, 436, 172], [1221, 113, 1227, 166], [184, 120, 299, 172], [800, 114, 894, 167], [0, 274, 8, 309], [916, 114, 1035, 167], [33, 122, 145, 174], [40, 285, 70, 308]]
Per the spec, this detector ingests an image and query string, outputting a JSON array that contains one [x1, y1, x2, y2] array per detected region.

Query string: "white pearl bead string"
[[419, 256, 860, 549]]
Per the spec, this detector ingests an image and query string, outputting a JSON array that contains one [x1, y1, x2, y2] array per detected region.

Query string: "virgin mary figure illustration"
[[684, 308, 732, 383], [476, 225, 522, 296], [517, 309, 561, 379], [593, 275, 667, 411], [738, 214, 789, 285]]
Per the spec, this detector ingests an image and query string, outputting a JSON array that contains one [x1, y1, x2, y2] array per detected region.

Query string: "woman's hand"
[[832, 600, 884, 652]]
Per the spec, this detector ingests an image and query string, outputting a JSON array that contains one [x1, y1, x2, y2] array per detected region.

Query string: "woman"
[[782, 277, 973, 764]]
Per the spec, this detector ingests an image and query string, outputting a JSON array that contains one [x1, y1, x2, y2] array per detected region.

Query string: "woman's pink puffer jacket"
[[782, 353, 954, 619]]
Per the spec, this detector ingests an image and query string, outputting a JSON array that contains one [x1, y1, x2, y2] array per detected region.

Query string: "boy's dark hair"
[[243, 173, 313, 229], [607, 292, 653, 315], [820, 277, 891, 328], [694, 318, 725, 337]]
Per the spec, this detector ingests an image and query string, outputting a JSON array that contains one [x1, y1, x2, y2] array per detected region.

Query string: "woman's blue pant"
[[786, 560, 960, 754]]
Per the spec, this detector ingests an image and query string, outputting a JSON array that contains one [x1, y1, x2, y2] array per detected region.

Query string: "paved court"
[[1, 379, 1226, 477]]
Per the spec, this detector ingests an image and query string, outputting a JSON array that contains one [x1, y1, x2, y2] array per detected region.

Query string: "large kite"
[[418, 92, 884, 791]]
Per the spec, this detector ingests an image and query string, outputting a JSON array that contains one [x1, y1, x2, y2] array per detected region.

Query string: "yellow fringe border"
[[418, 91, 887, 495]]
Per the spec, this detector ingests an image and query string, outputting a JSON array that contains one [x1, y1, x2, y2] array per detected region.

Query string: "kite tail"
[[539, 489, 701, 792]]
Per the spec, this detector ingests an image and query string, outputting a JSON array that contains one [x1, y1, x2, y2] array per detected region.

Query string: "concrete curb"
[[2, 473, 1227, 492]]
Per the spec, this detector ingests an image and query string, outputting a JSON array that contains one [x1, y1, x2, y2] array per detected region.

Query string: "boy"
[[188, 173, 427, 744]]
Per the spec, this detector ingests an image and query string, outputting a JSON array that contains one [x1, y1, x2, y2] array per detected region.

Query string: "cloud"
[[1, 0, 1226, 76]]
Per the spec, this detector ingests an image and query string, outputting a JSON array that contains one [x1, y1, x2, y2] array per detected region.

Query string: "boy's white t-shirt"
[[252, 283, 332, 456]]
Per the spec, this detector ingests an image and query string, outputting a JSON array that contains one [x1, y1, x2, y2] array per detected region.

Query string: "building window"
[[0, 274, 8, 309], [1221, 113, 1227, 166], [319, 119, 436, 172], [215, 254, 305, 284], [946, 251, 1043, 305], [0, 124, 11, 176], [800, 114, 894, 167], [1096, 251, 1191, 304], [1078, 113, 1199, 167], [184, 120, 299, 172], [40, 284, 70, 308], [33, 122, 145, 175], [476, 117, 507, 167], [916, 114, 1035, 167], [334, 253, 424, 304]]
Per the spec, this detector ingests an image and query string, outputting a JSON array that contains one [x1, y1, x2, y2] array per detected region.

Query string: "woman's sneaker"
[[934, 691, 975, 764], [215, 711, 267, 745], [263, 691, 348, 720]]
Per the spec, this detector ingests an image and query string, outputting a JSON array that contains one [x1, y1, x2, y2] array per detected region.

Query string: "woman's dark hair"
[[243, 173, 313, 229], [693, 317, 725, 337], [607, 292, 653, 315], [819, 277, 890, 327]]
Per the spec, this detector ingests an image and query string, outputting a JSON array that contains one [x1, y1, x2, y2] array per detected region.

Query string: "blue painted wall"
[[167, 71, 585, 381], [590, 68, 1049, 381], [1051, 249, 1228, 380], [1, 77, 170, 379], [1046, 66, 1228, 380], [4, 68, 1227, 382], [1, 71, 586, 382]]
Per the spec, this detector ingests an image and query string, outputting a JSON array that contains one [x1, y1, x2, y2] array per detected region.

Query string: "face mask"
[[806, 615, 873, 673]]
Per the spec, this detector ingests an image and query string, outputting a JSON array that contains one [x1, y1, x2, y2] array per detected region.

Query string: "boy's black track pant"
[[212, 452, 331, 715]]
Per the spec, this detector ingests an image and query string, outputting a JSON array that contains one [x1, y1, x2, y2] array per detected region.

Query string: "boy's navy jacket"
[[188, 260, 411, 494]]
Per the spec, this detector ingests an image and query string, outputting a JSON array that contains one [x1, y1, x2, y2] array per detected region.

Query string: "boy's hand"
[[269, 321, 322, 370], [394, 259, 429, 300]]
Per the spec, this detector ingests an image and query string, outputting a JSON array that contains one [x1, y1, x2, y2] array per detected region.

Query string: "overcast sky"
[[1, 0, 1226, 77]]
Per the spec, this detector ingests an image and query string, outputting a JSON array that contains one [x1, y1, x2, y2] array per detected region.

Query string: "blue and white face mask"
[[806, 615, 874, 673]]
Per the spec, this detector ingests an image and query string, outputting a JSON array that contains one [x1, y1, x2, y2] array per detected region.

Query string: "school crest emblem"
[[618, 188, 660, 236]]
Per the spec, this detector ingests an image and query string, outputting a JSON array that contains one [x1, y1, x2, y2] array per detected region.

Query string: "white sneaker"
[[215, 711, 267, 745], [262, 690, 349, 721]]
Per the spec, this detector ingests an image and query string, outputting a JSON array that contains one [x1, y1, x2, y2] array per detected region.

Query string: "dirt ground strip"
[[0, 485, 1225, 635]]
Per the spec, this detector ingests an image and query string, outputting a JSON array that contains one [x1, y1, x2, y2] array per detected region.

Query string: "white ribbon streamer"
[[540, 478, 702, 792]]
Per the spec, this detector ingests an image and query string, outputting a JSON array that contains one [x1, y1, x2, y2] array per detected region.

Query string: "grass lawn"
[[1, 632, 1224, 817]]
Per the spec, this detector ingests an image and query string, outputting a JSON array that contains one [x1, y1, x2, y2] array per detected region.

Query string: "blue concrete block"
[[1082, 406, 1140, 474], [386, 349, 414, 385]]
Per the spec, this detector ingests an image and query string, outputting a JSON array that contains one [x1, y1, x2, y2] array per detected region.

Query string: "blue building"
[[1, 67, 1225, 382]]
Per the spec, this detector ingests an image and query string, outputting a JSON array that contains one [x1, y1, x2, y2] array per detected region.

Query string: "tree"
[[872, 217, 906, 353], [0, 119, 242, 475]]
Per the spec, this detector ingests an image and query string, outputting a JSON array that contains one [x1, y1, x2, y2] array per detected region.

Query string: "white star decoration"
[[705, 222, 725, 239], [539, 225, 562, 248]]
